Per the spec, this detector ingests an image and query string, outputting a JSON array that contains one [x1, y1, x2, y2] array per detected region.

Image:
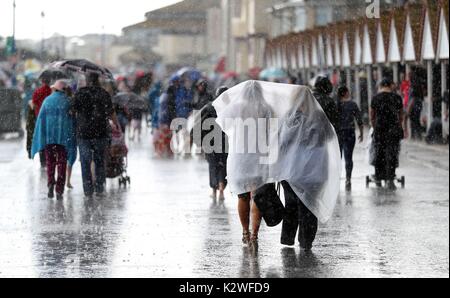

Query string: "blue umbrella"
[[176, 67, 202, 82], [259, 68, 287, 80]]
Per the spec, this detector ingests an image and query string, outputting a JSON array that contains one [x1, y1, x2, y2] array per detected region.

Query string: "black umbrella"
[[113, 92, 147, 110], [50, 59, 113, 80], [38, 69, 70, 82]]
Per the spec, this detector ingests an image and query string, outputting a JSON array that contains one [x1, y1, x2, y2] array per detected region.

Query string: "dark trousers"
[[45, 144, 67, 195], [281, 181, 318, 248], [374, 141, 400, 181], [207, 154, 227, 190], [338, 129, 356, 179], [78, 138, 108, 196], [410, 101, 423, 140]]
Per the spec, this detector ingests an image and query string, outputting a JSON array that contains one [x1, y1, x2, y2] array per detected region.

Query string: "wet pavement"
[[0, 129, 448, 278]]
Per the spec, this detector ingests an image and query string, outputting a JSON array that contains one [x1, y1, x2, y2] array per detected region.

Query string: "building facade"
[[122, 0, 221, 71], [221, 0, 279, 73], [265, 0, 449, 135]]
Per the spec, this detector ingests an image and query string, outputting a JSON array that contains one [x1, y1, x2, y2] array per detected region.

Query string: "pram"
[[106, 121, 130, 187], [365, 128, 405, 188]]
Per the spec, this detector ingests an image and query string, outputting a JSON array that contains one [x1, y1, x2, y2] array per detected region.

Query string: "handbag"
[[253, 183, 285, 227]]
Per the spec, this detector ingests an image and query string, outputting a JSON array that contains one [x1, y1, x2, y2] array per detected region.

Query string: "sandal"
[[242, 231, 251, 245]]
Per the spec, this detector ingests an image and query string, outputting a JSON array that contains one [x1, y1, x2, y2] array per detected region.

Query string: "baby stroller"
[[365, 128, 405, 189], [106, 121, 130, 187]]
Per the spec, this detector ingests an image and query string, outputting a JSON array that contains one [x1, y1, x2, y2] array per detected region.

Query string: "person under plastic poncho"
[[213, 80, 341, 250]]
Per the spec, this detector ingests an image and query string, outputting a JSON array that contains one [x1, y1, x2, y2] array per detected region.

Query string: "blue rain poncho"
[[31, 91, 77, 163]]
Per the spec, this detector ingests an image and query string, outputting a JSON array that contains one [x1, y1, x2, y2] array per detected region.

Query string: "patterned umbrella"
[[50, 59, 113, 80]]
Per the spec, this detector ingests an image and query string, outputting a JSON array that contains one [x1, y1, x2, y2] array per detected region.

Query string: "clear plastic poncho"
[[213, 80, 341, 223]]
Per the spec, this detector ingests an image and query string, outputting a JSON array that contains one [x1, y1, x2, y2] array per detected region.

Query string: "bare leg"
[[218, 182, 225, 200], [66, 165, 73, 189], [251, 199, 262, 241], [238, 193, 251, 244], [211, 188, 217, 199]]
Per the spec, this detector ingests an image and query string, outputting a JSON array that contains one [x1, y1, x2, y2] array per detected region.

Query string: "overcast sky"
[[0, 0, 181, 40]]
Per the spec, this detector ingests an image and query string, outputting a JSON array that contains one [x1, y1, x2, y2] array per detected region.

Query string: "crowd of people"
[[2, 62, 447, 253]]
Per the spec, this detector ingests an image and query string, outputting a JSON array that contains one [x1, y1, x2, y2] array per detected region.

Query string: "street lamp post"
[[13, 0, 16, 39], [41, 11, 45, 60], [101, 26, 106, 66], [11, 0, 17, 88]]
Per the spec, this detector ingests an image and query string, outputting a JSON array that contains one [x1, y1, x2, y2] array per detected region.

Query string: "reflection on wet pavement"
[[0, 132, 448, 277]]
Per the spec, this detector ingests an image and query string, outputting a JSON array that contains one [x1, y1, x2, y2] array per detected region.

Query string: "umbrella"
[[176, 67, 202, 82], [259, 68, 287, 80], [38, 69, 70, 82], [113, 92, 147, 110], [50, 59, 113, 80]]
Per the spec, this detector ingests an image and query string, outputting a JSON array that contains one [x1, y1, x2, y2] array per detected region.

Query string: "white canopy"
[[403, 15, 416, 62], [326, 34, 335, 67], [436, 8, 449, 60], [422, 11, 435, 60], [388, 20, 401, 63], [354, 29, 362, 66], [362, 24, 373, 64], [342, 32, 352, 67], [376, 23, 386, 63]]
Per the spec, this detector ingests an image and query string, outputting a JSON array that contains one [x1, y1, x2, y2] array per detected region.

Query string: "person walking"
[[174, 77, 194, 155], [31, 76, 52, 168], [214, 81, 271, 248], [370, 78, 406, 190], [213, 81, 341, 251], [407, 70, 426, 140], [196, 86, 229, 200], [148, 81, 163, 131], [192, 79, 213, 111], [154, 76, 179, 157], [400, 72, 411, 109], [64, 86, 77, 189], [129, 105, 144, 142], [313, 76, 340, 132], [31, 80, 76, 200], [336, 86, 364, 191], [72, 73, 114, 198]]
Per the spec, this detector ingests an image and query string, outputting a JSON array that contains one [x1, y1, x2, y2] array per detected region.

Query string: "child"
[[337, 86, 364, 191]]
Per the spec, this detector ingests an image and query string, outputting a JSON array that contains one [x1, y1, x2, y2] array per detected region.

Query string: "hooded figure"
[[213, 80, 341, 249], [313, 76, 339, 131], [192, 79, 213, 111]]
